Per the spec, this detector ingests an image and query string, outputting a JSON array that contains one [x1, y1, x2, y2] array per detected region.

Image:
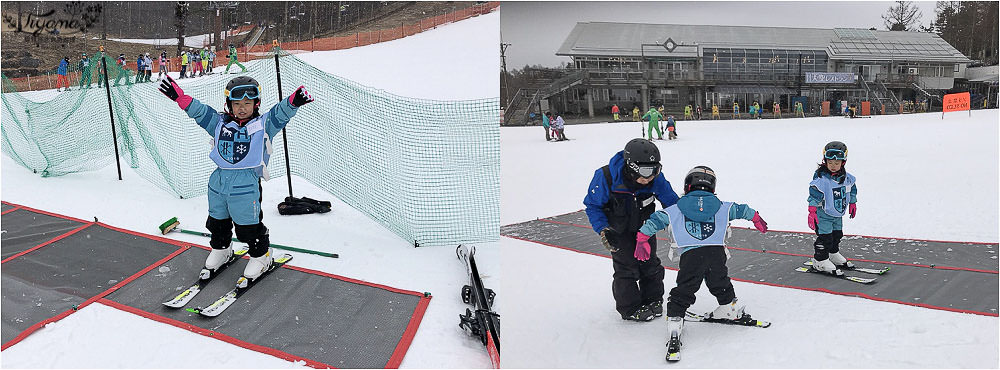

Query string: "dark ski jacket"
[[584, 151, 679, 234]]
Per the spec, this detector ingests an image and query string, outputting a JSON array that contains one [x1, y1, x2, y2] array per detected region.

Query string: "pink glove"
[[751, 212, 768, 233], [634, 232, 651, 261], [807, 206, 818, 231], [849, 203, 857, 219]]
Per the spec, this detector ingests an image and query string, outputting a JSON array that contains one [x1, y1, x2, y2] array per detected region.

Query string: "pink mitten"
[[634, 232, 651, 261]]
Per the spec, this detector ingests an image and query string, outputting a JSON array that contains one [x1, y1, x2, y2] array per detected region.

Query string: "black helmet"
[[684, 166, 717, 194], [623, 138, 661, 178], [823, 141, 848, 161]]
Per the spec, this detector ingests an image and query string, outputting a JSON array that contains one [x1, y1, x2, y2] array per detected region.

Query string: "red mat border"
[[1, 203, 432, 368], [534, 217, 999, 274], [502, 234, 999, 317], [1, 246, 187, 350]]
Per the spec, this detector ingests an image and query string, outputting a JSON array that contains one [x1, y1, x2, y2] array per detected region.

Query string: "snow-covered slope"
[[500, 111, 999, 368], [1, 11, 498, 369]]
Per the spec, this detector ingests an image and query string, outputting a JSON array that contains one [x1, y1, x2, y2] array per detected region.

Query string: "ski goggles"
[[824, 148, 847, 160], [226, 84, 260, 101], [630, 162, 662, 178]]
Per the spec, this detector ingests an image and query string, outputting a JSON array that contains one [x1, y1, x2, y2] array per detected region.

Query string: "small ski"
[[665, 334, 682, 362], [457, 245, 500, 369], [162, 247, 250, 308], [187, 253, 293, 317], [685, 311, 771, 328], [803, 260, 890, 275], [794, 266, 876, 284]]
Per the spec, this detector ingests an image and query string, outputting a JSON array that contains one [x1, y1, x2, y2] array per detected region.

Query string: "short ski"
[[803, 260, 890, 275], [685, 310, 771, 328], [457, 245, 500, 369], [794, 266, 876, 284], [187, 253, 293, 317], [665, 334, 681, 362], [162, 247, 250, 308]]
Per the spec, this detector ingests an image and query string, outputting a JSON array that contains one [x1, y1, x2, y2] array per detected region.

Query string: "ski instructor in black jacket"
[[584, 138, 680, 321]]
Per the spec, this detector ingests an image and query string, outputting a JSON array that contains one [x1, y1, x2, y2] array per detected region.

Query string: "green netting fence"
[[1, 48, 500, 247]]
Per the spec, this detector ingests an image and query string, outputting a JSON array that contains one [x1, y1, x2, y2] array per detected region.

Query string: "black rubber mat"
[[1, 203, 430, 367], [107, 247, 426, 368], [2, 225, 180, 344], [502, 210, 999, 315], [1, 208, 86, 260]]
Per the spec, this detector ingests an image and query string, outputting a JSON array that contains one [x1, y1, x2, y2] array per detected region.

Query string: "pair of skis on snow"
[[666, 308, 772, 362], [457, 245, 500, 369], [162, 246, 293, 317], [795, 260, 890, 284]]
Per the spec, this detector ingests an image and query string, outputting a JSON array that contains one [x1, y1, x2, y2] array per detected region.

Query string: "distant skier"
[[665, 115, 677, 140], [208, 48, 216, 73], [541, 110, 551, 141], [200, 47, 209, 74], [56, 57, 70, 92], [683, 105, 693, 120], [143, 53, 153, 82], [157, 74, 314, 280], [552, 113, 567, 141], [191, 48, 203, 77], [112, 53, 129, 86], [635, 166, 768, 353], [752, 101, 761, 119], [731, 102, 740, 119], [177, 51, 189, 79], [95, 46, 106, 88], [135, 54, 144, 84], [612, 104, 620, 121], [225, 44, 247, 74], [711, 104, 720, 119], [795, 101, 805, 118], [807, 141, 858, 274], [158, 51, 169, 81], [695, 105, 702, 120], [78, 53, 92, 89], [641, 107, 664, 140], [584, 139, 680, 321], [632, 106, 640, 121], [773, 102, 782, 118]]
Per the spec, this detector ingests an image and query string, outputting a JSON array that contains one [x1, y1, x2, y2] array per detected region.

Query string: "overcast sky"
[[501, 1, 939, 69]]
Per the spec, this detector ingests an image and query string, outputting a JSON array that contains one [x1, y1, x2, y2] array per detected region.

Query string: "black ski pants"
[[813, 230, 844, 261], [666, 246, 735, 317], [610, 232, 665, 318]]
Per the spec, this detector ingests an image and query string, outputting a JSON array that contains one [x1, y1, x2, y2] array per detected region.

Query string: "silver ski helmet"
[[225, 76, 261, 113], [684, 166, 717, 194], [623, 138, 661, 178], [823, 141, 848, 161]]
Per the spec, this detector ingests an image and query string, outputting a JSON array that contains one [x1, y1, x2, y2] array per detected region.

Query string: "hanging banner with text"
[[805, 72, 856, 84]]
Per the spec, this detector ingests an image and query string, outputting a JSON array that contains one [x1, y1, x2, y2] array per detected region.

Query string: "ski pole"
[[158, 217, 338, 258]]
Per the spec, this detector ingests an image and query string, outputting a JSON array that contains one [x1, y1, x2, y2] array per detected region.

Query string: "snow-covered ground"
[[107, 29, 251, 49], [1, 11, 498, 369], [500, 111, 999, 367]]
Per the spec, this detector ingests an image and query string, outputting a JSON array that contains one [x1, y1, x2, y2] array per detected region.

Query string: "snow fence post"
[[100, 55, 123, 181]]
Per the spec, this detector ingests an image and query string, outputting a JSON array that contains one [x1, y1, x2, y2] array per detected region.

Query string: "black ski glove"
[[289, 85, 314, 107], [600, 227, 618, 253], [158, 75, 180, 101]]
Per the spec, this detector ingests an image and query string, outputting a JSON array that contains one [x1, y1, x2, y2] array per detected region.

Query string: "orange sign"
[[943, 92, 971, 113]]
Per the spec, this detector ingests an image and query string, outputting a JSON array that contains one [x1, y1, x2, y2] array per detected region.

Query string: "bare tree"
[[882, 1, 923, 31]]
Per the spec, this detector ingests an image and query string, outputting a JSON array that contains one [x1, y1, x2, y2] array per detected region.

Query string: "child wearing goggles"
[[807, 141, 858, 275], [158, 74, 314, 282]]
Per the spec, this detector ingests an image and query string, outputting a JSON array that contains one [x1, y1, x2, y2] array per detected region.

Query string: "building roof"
[[556, 22, 972, 63]]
